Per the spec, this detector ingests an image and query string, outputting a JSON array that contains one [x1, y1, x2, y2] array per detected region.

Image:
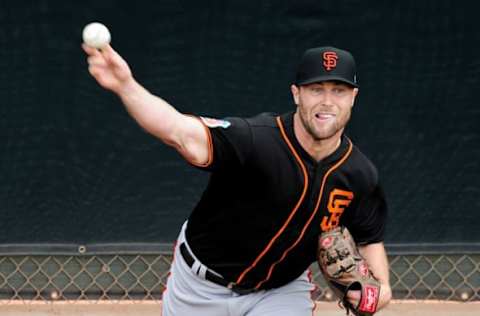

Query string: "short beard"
[[299, 108, 351, 141], [300, 112, 323, 141]]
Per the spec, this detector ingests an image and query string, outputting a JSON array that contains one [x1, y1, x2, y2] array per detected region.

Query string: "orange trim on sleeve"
[[182, 116, 214, 168], [253, 138, 353, 290], [235, 116, 309, 285]]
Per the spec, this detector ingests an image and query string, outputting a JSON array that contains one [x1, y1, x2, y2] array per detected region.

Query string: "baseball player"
[[83, 44, 392, 315]]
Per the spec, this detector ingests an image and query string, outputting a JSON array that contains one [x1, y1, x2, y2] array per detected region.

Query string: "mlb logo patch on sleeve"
[[200, 117, 231, 128]]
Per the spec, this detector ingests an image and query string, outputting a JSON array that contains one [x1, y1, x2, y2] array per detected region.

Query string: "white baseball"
[[82, 22, 111, 49]]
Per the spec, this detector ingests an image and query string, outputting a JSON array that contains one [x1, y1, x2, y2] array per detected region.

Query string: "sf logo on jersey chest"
[[321, 188, 354, 231]]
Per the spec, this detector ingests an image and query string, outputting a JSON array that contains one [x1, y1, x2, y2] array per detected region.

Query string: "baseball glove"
[[317, 226, 380, 316]]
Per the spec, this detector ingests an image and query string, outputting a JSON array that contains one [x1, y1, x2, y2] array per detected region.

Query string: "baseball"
[[82, 22, 111, 49]]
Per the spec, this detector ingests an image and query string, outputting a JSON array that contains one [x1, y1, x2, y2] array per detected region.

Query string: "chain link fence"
[[0, 245, 478, 302], [312, 253, 480, 302]]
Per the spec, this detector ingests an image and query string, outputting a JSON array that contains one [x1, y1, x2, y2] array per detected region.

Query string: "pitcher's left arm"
[[358, 242, 392, 310]]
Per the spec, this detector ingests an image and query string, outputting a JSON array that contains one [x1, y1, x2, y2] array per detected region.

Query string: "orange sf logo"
[[323, 51, 338, 71], [320, 188, 354, 231]]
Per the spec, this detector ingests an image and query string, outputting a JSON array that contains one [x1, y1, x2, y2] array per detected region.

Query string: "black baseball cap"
[[295, 46, 359, 88]]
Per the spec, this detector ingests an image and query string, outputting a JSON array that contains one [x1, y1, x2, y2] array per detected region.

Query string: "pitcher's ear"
[[291, 84, 300, 105]]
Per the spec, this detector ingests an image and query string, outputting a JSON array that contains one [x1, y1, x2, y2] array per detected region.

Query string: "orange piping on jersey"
[[182, 116, 213, 167], [253, 138, 353, 290], [235, 116, 309, 285]]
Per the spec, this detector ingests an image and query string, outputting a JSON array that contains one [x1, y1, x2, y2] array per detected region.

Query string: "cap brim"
[[296, 75, 359, 88]]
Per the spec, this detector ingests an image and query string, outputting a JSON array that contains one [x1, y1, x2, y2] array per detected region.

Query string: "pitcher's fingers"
[[88, 65, 101, 78], [87, 55, 108, 68], [88, 63, 110, 73], [82, 43, 101, 57], [102, 44, 126, 67], [88, 64, 110, 78]]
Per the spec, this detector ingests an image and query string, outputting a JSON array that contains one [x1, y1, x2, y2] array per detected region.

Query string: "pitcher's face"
[[291, 81, 358, 140]]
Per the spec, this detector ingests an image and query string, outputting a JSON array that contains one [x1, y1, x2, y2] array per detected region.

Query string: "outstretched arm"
[[82, 44, 210, 166]]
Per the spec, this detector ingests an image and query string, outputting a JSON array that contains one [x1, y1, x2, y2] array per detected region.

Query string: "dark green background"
[[0, 1, 478, 246]]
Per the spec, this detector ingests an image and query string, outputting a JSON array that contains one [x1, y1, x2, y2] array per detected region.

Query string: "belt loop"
[[197, 265, 207, 279], [191, 261, 201, 275], [179, 242, 258, 295]]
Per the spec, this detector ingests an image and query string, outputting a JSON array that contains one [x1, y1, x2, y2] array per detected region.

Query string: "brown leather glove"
[[318, 226, 381, 316]]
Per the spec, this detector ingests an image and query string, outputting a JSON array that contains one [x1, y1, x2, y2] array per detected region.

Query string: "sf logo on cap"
[[323, 51, 338, 71]]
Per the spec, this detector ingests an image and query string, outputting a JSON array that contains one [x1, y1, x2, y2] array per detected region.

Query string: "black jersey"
[[185, 111, 387, 290]]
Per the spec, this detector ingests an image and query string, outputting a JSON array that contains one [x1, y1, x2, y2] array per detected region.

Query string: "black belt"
[[179, 242, 257, 295]]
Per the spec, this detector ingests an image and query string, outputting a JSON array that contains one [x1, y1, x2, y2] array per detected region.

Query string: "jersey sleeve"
[[193, 116, 253, 172], [344, 184, 388, 245]]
